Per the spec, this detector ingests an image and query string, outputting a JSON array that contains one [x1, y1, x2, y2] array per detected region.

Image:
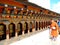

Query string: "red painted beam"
[[27, 6, 40, 12], [0, 0, 25, 8]]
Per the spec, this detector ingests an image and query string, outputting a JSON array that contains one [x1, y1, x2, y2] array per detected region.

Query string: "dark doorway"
[[17, 23, 22, 35], [41, 22, 43, 29], [44, 22, 45, 28], [30, 22, 32, 32], [40, 22, 42, 29], [46, 21, 47, 28], [24, 22, 28, 34], [42, 22, 44, 29], [39, 22, 40, 30], [36, 22, 38, 31], [46, 22, 47, 27], [9, 23, 15, 38], [0, 24, 6, 41]]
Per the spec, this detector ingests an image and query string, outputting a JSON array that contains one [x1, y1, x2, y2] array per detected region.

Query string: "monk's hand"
[[48, 26, 50, 29]]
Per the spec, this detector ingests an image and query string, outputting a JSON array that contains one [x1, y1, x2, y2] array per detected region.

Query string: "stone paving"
[[10, 29, 60, 45], [0, 28, 47, 45]]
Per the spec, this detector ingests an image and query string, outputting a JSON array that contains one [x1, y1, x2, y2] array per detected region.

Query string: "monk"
[[50, 19, 59, 41]]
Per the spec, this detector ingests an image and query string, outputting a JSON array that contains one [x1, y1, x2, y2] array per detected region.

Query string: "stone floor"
[[10, 29, 60, 45], [0, 28, 47, 45]]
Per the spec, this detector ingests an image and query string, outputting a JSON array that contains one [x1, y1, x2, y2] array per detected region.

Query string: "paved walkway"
[[9, 29, 60, 45]]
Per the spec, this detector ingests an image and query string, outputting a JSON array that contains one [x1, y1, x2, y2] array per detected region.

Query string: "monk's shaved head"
[[50, 19, 54, 22]]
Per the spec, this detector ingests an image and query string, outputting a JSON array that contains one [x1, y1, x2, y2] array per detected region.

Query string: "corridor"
[[9, 29, 60, 45]]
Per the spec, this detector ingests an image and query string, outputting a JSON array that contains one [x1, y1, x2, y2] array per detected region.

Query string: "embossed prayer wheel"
[[0, 24, 6, 41], [9, 23, 15, 38]]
